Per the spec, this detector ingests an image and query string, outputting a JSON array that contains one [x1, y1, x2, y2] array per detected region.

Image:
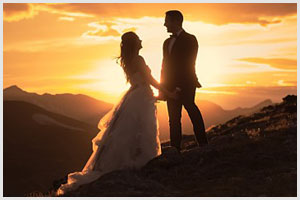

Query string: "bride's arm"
[[137, 56, 176, 99], [145, 70, 175, 98]]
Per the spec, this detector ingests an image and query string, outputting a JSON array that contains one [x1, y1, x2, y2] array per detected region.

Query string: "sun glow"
[[3, 3, 297, 108]]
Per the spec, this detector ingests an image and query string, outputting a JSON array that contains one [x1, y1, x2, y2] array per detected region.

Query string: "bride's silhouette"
[[56, 32, 176, 195]]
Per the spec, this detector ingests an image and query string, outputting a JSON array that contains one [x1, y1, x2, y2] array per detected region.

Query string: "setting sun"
[[3, 3, 297, 108]]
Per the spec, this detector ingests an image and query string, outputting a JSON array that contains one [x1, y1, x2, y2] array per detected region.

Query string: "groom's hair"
[[166, 10, 183, 25]]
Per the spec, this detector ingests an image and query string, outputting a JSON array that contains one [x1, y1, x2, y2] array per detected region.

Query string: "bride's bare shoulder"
[[132, 55, 146, 66], [134, 56, 151, 75]]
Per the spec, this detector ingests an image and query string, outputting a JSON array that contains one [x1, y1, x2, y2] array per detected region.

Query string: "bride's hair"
[[117, 31, 141, 82]]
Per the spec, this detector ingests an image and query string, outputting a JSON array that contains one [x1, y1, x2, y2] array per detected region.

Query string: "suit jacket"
[[160, 30, 200, 94]]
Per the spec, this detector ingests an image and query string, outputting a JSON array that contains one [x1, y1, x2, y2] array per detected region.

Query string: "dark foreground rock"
[[53, 95, 297, 197]]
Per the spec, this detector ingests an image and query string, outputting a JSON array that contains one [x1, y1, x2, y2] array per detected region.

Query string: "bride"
[[56, 32, 176, 195]]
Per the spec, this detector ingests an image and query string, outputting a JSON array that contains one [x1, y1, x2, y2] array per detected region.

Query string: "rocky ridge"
[[49, 95, 297, 197]]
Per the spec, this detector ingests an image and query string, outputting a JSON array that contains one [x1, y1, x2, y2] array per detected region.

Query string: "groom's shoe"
[[196, 134, 209, 147]]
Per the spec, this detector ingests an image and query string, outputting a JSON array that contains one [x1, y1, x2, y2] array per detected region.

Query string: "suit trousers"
[[167, 87, 208, 150]]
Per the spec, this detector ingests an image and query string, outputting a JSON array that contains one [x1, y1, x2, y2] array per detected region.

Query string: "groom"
[[158, 10, 208, 152]]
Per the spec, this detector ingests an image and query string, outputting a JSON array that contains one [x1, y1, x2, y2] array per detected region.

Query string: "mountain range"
[[3, 85, 275, 196], [157, 98, 273, 140], [4, 85, 113, 127], [4, 85, 273, 141]]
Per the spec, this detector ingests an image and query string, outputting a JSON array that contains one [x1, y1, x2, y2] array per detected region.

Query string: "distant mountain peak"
[[253, 99, 273, 109], [4, 85, 24, 92], [259, 99, 272, 104], [3, 85, 28, 96]]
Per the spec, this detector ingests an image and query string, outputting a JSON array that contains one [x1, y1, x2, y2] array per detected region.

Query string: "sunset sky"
[[3, 3, 297, 109]]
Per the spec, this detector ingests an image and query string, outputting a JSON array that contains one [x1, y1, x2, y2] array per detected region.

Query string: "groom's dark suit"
[[160, 29, 208, 150]]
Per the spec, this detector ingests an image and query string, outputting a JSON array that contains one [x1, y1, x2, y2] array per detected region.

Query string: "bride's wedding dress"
[[56, 65, 161, 195]]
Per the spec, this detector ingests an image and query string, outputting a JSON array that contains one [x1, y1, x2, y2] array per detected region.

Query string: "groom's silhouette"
[[159, 10, 208, 151]]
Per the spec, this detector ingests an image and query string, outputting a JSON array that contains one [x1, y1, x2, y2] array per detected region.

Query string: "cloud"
[[44, 3, 297, 25], [200, 85, 297, 96], [37, 3, 92, 18], [86, 28, 120, 37], [3, 3, 92, 22], [4, 3, 297, 26], [58, 16, 75, 21], [276, 80, 296, 86], [3, 3, 38, 22], [82, 20, 139, 38], [212, 37, 297, 46], [82, 21, 121, 38], [238, 57, 297, 70], [122, 27, 137, 33]]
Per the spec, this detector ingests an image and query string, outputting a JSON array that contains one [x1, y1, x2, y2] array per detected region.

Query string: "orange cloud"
[[3, 3, 92, 22], [238, 57, 297, 70], [87, 28, 120, 37], [3, 3, 38, 22], [201, 85, 297, 96], [205, 37, 297, 46], [4, 3, 297, 26], [58, 16, 75, 21], [82, 22, 121, 37]]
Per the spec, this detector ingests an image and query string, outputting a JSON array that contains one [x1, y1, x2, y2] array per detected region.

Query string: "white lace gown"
[[56, 70, 161, 195]]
